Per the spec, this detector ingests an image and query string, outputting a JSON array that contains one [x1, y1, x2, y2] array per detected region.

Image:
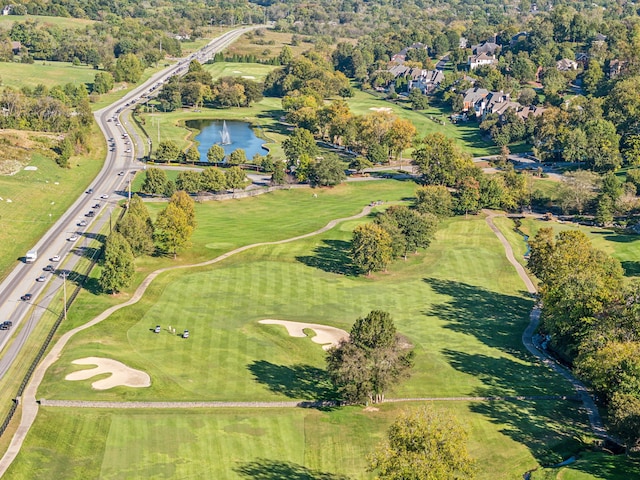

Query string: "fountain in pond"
[[220, 120, 231, 145]]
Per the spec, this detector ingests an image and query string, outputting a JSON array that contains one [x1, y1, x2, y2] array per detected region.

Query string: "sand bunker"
[[65, 357, 151, 390], [241, 75, 256, 79], [259, 320, 348, 350], [369, 107, 393, 112]]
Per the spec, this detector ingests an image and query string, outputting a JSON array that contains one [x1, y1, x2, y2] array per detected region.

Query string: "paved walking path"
[[484, 211, 607, 440], [0, 205, 374, 476]]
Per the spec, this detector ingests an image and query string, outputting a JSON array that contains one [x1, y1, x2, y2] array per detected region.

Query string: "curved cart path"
[[484, 211, 607, 439], [0, 205, 373, 476]]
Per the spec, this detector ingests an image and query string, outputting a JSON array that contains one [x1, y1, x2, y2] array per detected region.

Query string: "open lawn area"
[[203, 61, 277, 82], [346, 89, 497, 157], [0, 14, 95, 29], [7, 400, 592, 479], [530, 451, 640, 480], [225, 30, 317, 60], [0, 61, 97, 90], [9, 182, 602, 478], [0, 125, 105, 281], [492, 216, 640, 278]]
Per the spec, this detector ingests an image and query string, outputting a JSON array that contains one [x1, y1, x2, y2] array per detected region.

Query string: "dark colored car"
[[43, 265, 55, 272], [20, 293, 32, 302], [0, 321, 11, 330], [86, 211, 95, 217]]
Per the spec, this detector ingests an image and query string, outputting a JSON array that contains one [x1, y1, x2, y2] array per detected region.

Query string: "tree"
[[413, 133, 475, 187], [610, 393, 640, 455], [408, 88, 429, 110], [201, 167, 227, 192], [141, 168, 168, 195], [326, 310, 414, 404], [376, 206, 437, 259], [271, 161, 287, 185], [582, 60, 604, 96], [116, 213, 155, 257], [93, 71, 114, 94], [584, 119, 621, 171], [99, 231, 134, 294], [175, 170, 202, 193], [557, 170, 598, 214], [207, 144, 225, 164], [308, 154, 346, 187], [113, 53, 143, 83], [282, 128, 318, 166], [367, 143, 388, 165], [385, 118, 417, 161], [456, 177, 481, 216], [351, 223, 393, 275], [225, 166, 248, 191], [155, 140, 180, 162], [183, 146, 201, 164], [350, 156, 373, 174], [368, 406, 476, 480], [169, 190, 196, 229], [414, 185, 454, 217], [228, 148, 247, 166], [154, 202, 194, 258]]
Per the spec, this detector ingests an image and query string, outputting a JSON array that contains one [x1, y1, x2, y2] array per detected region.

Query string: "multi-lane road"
[[0, 26, 261, 379]]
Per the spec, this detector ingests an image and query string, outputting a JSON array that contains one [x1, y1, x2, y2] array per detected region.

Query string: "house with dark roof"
[[556, 58, 578, 71], [471, 41, 499, 56], [608, 59, 627, 78], [391, 42, 428, 65], [468, 53, 498, 70]]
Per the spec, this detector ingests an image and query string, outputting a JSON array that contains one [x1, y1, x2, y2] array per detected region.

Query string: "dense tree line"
[[528, 229, 640, 452], [140, 166, 252, 196]]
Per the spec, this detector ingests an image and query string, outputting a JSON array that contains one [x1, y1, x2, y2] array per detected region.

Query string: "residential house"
[[575, 52, 589, 68], [386, 66, 444, 94], [390, 42, 428, 65], [468, 52, 498, 70], [608, 59, 627, 78], [462, 86, 541, 120], [459, 37, 468, 48], [517, 105, 546, 121], [556, 58, 578, 71], [462, 87, 489, 115], [471, 41, 499, 56]]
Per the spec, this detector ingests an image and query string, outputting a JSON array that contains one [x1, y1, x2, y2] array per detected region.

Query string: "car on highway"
[[20, 293, 32, 302], [86, 211, 95, 217], [100, 194, 109, 199], [78, 220, 87, 227], [50, 255, 60, 262], [118, 171, 125, 176], [86, 188, 93, 194], [92, 203, 101, 209], [36, 275, 46, 282], [125, 149, 132, 153], [67, 234, 78, 242], [0, 321, 12, 330], [43, 265, 55, 272]]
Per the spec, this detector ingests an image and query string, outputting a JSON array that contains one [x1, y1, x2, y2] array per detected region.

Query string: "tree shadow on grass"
[[443, 349, 590, 465], [296, 240, 360, 276], [568, 453, 640, 479], [248, 360, 337, 402], [423, 277, 533, 356], [234, 459, 350, 480], [621, 261, 640, 277]]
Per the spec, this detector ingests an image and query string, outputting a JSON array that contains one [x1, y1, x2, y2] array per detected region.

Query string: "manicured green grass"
[[7, 399, 593, 480], [493, 216, 640, 278], [0, 61, 97, 89], [0, 14, 95, 28], [346, 90, 496, 157], [530, 451, 640, 480], [203, 61, 277, 82], [225, 30, 313, 59], [0, 124, 105, 280]]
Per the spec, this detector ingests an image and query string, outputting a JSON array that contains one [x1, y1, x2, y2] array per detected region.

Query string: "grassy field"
[[0, 61, 97, 90], [4, 399, 598, 480], [225, 30, 317, 60], [0, 124, 105, 280], [530, 451, 640, 479], [6, 181, 599, 478], [203, 61, 277, 82], [492, 216, 640, 278], [0, 14, 94, 29]]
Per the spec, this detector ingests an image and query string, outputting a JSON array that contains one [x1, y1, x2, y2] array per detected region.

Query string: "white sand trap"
[[241, 75, 255, 79], [259, 320, 348, 350], [23, 166, 38, 171], [233, 70, 241, 73], [369, 107, 393, 112], [65, 357, 151, 390]]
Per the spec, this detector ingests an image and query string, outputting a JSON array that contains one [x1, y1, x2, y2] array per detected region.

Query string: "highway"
[[0, 26, 261, 379]]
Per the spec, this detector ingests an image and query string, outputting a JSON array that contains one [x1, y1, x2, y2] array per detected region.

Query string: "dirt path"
[[484, 211, 607, 439], [0, 205, 373, 476]]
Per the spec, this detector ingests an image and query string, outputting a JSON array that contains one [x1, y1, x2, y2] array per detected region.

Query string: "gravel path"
[[484, 211, 607, 440], [0, 205, 373, 476]]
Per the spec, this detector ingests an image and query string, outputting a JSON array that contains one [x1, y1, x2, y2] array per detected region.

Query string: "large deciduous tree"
[[413, 133, 476, 187], [140, 167, 168, 195], [207, 144, 225, 164], [308, 154, 346, 187], [116, 208, 155, 257], [282, 127, 318, 167], [154, 203, 194, 258], [326, 310, 414, 404], [201, 166, 227, 192], [368, 406, 476, 480], [155, 140, 180, 162], [99, 231, 135, 294], [375, 206, 437, 260], [351, 223, 393, 275]]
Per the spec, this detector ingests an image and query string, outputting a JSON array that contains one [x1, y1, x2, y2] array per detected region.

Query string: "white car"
[[78, 220, 87, 227], [67, 235, 78, 242], [118, 171, 125, 176], [100, 194, 109, 199], [50, 255, 60, 262], [125, 149, 132, 153], [36, 275, 46, 282]]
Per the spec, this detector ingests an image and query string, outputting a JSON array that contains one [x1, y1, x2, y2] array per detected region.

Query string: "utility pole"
[[61, 271, 67, 322]]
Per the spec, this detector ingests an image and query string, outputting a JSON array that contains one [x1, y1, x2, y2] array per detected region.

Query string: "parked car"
[[154, 325, 161, 334], [182, 329, 190, 339], [20, 293, 32, 302]]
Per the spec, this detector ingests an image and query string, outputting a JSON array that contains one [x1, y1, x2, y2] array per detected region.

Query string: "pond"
[[187, 119, 268, 162]]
